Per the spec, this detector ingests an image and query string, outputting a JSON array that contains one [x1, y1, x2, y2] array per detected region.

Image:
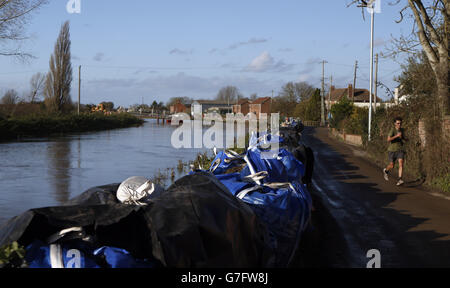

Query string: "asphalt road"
[[300, 127, 450, 268]]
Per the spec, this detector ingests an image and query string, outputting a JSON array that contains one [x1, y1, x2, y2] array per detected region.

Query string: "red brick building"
[[249, 97, 272, 118], [170, 101, 188, 114], [233, 98, 251, 115]]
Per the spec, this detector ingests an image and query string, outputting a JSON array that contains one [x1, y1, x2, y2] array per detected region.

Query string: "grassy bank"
[[0, 112, 144, 142]]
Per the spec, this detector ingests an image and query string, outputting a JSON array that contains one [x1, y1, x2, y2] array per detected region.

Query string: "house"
[[232, 98, 251, 115], [170, 101, 188, 114], [191, 100, 233, 115], [249, 97, 272, 118], [326, 84, 383, 109]]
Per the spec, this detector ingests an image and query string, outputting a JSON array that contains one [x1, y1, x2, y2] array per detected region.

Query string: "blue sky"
[[0, 0, 414, 107]]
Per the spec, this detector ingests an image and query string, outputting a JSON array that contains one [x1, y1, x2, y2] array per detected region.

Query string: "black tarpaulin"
[[0, 172, 275, 268]]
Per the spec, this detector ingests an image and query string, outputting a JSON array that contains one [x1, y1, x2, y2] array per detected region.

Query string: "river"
[[0, 119, 209, 224]]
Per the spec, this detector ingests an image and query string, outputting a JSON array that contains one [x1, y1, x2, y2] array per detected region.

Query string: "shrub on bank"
[[329, 97, 368, 140], [0, 112, 144, 141], [363, 96, 448, 192]]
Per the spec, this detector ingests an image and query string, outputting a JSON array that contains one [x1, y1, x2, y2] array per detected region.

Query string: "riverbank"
[[0, 113, 144, 142]]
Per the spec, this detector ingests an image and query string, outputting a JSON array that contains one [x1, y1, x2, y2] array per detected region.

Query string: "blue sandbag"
[[213, 173, 312, 266], [25, 240, 157, 268], [26, 240, 101, 268], [208, 136, 313, 267], [243, 148, 305, 184], [209, 151, 241, 175], [93, 246, 156, 268], [248, 131, 284, 150], [214, 173, 255, 196]]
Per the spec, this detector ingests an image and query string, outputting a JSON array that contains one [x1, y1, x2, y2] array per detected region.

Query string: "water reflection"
[[0, 120, 209, 224], [47, 140, 71, 204]]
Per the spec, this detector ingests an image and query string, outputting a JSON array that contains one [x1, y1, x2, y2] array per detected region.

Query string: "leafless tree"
[[279, 82, 297, 103], [0, 0, 48, 59], [29, 72, 45, 102], [295, 82, 316, 102], [44, 21, 73, 113], [351, 0, 449, 117], [279, 81, 316, 103], [216, 86, 242, 104], [394, 0, 449, 117], [1, 89, 19, 104]]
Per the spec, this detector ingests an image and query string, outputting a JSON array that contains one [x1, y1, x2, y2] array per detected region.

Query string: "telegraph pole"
[[374, 53, 379, 112], [328, 75, 333, 113], [353, 60, 358, 102], [321, 60, 327, 126], [368, 5, 375, 141], [78, 65, 81, 115]]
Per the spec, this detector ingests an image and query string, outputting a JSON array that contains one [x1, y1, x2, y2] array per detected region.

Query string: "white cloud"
[[243, 51, 293, 73]]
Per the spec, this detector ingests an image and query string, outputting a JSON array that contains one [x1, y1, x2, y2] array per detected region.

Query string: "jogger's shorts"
[[388, 151, 405, 163]]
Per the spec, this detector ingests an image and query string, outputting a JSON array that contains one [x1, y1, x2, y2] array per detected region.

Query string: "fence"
[[302, 121, 320, 127]]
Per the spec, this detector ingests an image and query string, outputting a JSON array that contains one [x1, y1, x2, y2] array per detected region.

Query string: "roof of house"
[[237, 98, 251, 105], [329, 88, 382, 103], [192, 100, 230, 105], [171, 102, 187, 107], [251, 97, 271, 104]]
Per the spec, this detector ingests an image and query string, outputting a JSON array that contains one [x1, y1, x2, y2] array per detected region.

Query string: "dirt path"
[[300, 127, 450, 268]]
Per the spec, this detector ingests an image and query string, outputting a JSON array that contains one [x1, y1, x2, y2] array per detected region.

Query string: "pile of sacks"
[[201, 132, 313, 266]]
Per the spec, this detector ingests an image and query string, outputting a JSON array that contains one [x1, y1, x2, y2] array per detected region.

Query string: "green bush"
[[330, 96, 353, 130], [0, 242, 27, 268], [343, 107, 368, 135], [293, 88, 321, 121]]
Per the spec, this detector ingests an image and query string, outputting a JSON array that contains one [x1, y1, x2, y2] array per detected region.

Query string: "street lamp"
[[357, 0, 376, 142]]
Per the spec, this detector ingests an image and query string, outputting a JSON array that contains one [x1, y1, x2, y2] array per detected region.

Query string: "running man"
[[383, 117, 407, 186]]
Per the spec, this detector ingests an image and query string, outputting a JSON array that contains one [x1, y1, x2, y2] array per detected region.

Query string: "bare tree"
[[351, 0, 449, 117], [216, 86, 242, 104], [0, 0, 48, 58], [44, 21, 73, 113], [249, 93, 258, 101], [295, 82, 316, 102], [279, 81, 315, 103], [29, 72, 45, 102], [279, 82, 297, 103], [1, 89, 19, 104]]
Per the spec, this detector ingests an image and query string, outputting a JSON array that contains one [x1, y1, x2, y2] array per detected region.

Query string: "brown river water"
[[0, 119, 209, 224]]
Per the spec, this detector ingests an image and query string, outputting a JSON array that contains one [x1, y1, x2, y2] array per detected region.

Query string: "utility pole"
[[368, 5, 375, 141], [374, 53, 379, 112], [321, 60, 327, 126], [328, 75, 333, 115], [353, 60, 358, 102], [78, 65, 81, 115]]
